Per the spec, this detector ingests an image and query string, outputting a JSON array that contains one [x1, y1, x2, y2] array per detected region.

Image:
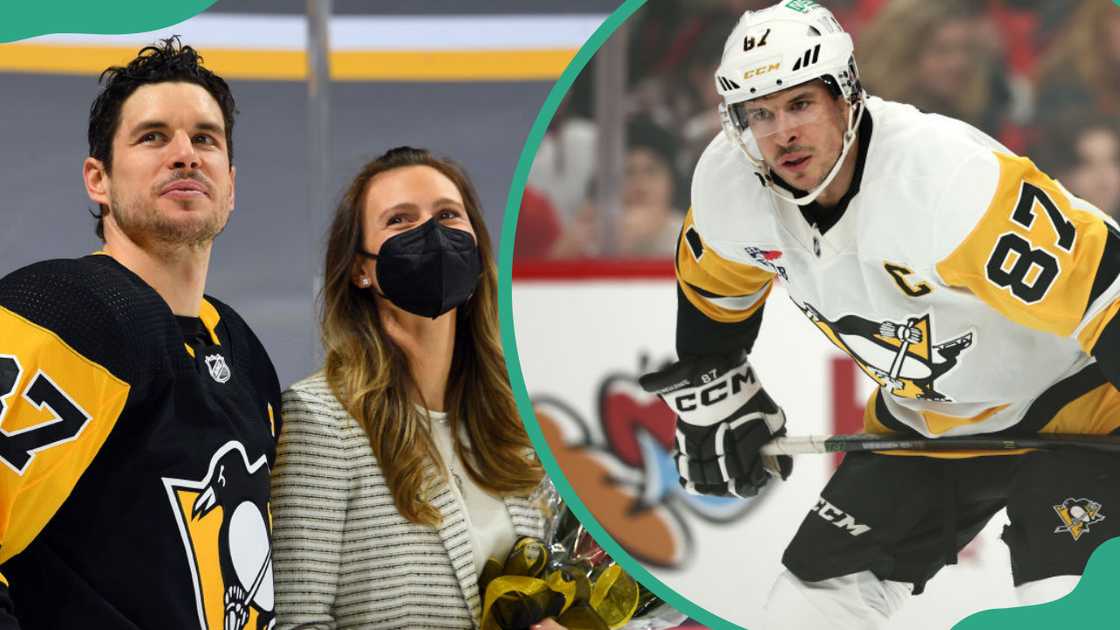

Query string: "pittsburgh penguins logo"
[[1053, 498, 1106, 541], [163, 441, 275, 629], [799, 303, 973, 401]]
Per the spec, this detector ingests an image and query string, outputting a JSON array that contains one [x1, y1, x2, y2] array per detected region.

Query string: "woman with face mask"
[[270, 147, 554, 629]]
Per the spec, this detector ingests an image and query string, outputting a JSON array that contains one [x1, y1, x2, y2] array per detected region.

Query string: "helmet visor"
[[732, 94, 828, 139]]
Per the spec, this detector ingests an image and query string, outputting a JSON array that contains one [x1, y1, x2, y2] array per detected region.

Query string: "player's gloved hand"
[[639, 349, 792, 498]]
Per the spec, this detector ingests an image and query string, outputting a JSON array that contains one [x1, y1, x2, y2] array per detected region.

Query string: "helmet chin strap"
[[740, 94, 865, 207]]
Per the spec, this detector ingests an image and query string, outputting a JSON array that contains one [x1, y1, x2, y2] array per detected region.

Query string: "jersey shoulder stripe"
[[676, 209, 774, 323], [935, 152, 1116, 338]]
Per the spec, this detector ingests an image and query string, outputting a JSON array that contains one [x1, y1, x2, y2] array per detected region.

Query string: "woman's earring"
[[359, 277, 371, 288]]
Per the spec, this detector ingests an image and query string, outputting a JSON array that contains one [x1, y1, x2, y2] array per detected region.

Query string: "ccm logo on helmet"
[[744, 62, 781, 79], [673, 366, 755, 412]]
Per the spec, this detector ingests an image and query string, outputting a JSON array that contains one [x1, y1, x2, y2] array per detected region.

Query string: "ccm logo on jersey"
[[672, 364, 758, 413], [810, 497, 871, 536]]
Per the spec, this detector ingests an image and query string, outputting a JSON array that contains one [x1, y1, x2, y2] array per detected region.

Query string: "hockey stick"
[[760, 433, 1120, 456]]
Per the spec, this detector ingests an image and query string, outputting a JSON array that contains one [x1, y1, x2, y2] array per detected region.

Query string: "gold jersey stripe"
[[677, 208, 774, 323], [0, 44, 575, 81], [870, 448, 1034, 459], [861, 395, 1030, 458], [922, 404, 1010, 436], [937, 153, 1110, 337], [0, 307, 130, 565], [1038, 381, 1120, 435], [199, 299, 221, 346], [862, 377, 1120, 458]]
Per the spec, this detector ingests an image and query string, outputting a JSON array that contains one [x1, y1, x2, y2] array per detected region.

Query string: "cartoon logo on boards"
[[799, 303, 972, 401], [204, 354, 231, 384], [531, 359, 762, 569], [1053, 498, 1106, 541], [163, 441, 275, 629]]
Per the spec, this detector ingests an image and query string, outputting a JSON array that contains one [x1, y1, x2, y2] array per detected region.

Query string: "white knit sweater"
[[271, 373, 545, 629]]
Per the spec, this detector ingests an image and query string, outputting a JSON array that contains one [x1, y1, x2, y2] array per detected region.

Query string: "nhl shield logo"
[[1053, 498, 1106, 541], [204, 354, 231, 383]]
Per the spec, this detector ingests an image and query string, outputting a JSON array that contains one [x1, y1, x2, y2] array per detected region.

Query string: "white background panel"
[[513, 278, 1018, 629]]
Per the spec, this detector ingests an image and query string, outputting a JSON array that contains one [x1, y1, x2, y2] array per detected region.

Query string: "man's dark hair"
[[87, 36, 237, 240]]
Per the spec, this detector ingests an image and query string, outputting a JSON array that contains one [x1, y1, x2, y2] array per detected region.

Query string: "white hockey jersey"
[[679, 96, 1120, 440]]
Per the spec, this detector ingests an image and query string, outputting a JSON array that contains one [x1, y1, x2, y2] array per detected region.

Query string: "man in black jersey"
[[0, 38, 281, 629]]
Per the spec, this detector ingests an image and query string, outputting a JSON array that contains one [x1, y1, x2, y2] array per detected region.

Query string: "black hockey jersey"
[[0, 254, 281, 629]]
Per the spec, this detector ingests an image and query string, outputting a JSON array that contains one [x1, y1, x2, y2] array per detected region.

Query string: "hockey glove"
[[639, 350, 792, 498]]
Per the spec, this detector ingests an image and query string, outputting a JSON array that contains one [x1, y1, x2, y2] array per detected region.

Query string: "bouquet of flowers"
[[478, 479, 689, 630]]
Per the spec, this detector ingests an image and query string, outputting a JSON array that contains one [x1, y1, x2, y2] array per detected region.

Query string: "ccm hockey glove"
[[639, 349, 792, 498]]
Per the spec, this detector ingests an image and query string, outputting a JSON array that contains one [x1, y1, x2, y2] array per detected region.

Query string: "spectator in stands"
[[1035, 116, 1120, 221], [858, 0, 1012, 136], [1067, 124, 1120, 221], [550, 118, 685, 259], [671, 25, 730, 175], [514, 186, 563, 260], [527, 91, 597, 224], [616, 118, 687, 258], [1036, 1, 1120, 120]]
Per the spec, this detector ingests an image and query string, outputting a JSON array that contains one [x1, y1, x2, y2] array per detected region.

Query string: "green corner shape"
[[1, 1, 216, 43], [495, 2, 1120, 629], [954, 536, 1120, 629]]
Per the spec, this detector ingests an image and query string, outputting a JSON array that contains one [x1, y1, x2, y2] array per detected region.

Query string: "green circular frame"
[[495, 1, 1120, 629]]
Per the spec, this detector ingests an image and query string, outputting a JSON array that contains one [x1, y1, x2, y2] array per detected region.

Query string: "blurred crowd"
[[516, 0, 1120, 260]]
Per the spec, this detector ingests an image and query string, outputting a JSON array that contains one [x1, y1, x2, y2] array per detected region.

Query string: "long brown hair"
[[321, 146, 543, 526], [857, 0, 991, 126], [1037, 2, 1120, 115]]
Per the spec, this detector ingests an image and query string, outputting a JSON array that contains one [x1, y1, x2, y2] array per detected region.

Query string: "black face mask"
[[360, 219, 482, 319]]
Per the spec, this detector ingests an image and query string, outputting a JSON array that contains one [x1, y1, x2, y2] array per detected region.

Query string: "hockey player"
[[639, 2, 1120, 628], [0, 39, 280, 628]]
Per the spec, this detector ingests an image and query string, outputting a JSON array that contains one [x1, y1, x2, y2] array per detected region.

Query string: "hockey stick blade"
[[760, 433, 1120, 456]]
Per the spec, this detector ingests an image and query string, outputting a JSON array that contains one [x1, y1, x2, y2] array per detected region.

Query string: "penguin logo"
[[163, 441, 275, 629], [1053, 498, 1106, 541], [799, 303, 973, 401]]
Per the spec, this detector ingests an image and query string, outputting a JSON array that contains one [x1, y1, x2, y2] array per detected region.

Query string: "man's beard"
[[109, 191, 229, 250]]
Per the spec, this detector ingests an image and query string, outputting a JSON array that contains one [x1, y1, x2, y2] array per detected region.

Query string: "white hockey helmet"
[[715, 1, 864, 204]]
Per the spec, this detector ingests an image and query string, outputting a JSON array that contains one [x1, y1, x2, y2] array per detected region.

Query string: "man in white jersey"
[[639, 1, 1120, 628]]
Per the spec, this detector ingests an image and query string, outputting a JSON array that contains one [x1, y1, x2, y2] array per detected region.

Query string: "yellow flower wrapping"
[[479, 536, 639, 630], [588, 564, 640, 630]]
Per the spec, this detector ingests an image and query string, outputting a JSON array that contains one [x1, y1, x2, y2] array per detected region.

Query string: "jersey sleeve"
[[933, 151, 1120, 382], [676, 208, 775, 358], [0, 263, 138, 572]]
